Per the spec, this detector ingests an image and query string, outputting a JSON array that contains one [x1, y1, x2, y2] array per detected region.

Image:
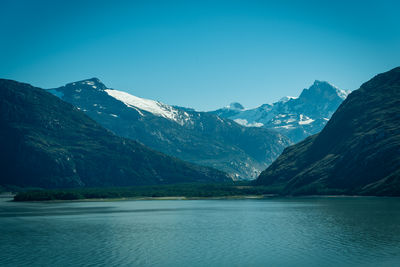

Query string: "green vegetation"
[[13, 183, 282, 201]]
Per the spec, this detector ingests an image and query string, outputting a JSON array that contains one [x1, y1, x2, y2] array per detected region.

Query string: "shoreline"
[[8, 194, 394, 203], [12, 194, 276, 203]]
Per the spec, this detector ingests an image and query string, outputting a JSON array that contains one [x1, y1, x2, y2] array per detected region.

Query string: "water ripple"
[[1, 198, 400, 266]]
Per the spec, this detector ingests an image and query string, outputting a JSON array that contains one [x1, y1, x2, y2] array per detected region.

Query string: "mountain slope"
[[212, 81, 350, 143], [0, 79, 230, 188], [49, 79, 290, 179], [256, 67, 400, 196]]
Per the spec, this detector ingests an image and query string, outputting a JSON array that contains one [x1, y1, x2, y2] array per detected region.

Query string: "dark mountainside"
[[256, 67, 400, 196], [0, 79, 230, 189], [49, 79, 290, 179]]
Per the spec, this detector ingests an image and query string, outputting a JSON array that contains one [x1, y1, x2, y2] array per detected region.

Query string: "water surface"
[[1, 197, 400, 266]]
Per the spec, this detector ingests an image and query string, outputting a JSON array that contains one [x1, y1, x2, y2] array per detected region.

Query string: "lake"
[[1, 197, 400, 266]]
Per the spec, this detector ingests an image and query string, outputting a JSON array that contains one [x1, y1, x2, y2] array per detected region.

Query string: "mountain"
[[256, 67, 400, 196], [211, 81, 350, 143], [0, 79, 231, 189], [48, 79, 290, 179]]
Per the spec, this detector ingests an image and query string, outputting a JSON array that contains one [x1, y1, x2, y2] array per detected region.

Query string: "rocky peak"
[[65, 78, 107, 91], [299, 80, 349, 101]]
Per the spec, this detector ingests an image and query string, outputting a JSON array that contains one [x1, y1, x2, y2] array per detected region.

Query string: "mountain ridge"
[[0, 78, 231, 188], [49, 79, 290, 179], [211, 80, 350, 143], [256, 67, 400, 196]]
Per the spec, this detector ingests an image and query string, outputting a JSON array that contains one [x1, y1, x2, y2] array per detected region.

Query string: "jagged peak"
[[66, 77, 107, 90], [300, 80, 349, 100], [313, 79, 334, 86], [310, 80, 340, 91], [83, 77, 102, 83]]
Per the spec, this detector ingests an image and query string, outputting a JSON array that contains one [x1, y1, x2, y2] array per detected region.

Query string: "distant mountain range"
[[0, 79, 230, 188], [211, 81, 350, 143], [256, 67, 400, 196], [49, 79, 290, 179]]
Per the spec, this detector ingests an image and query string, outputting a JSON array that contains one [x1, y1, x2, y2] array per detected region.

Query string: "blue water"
[[1, 197, 400, 266]]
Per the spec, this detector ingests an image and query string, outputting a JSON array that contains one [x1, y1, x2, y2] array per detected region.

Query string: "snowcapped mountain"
[[0, 79, 231, 189], [48, 78, 290, 179], [256, 66, 400, 196], [211, 80, 350, 143], [104, 89, 193, 126]]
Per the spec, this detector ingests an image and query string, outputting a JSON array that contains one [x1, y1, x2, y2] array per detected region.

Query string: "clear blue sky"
[[1, 0, 399, 110]]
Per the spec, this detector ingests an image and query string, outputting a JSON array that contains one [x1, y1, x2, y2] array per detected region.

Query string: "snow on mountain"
[[279, 96, 298, 103], [48, 78, 291, 180], [49, 78, 192, 126], [105, 89, 190, 125], [211, 80, 350, 143], [336, 88, 351, 100], [306, 80, 350, 100], [233, 118, 264, 127], [298, 114, 315, 125], [68, 78, 107, 90], [313, 80, 350, 100]]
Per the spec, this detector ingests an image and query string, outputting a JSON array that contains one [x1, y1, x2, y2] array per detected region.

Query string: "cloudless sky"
[[1, 0, 399, 110]]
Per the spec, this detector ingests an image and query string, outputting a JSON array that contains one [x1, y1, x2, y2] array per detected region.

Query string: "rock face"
[[49, 79, 290, 179], [256, 67, 400, 196], [211, 81, 350, 143], [0, 79, 231, 188]]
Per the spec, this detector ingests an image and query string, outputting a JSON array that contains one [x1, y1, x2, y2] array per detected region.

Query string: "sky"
[[1, 0, 399, 111]]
